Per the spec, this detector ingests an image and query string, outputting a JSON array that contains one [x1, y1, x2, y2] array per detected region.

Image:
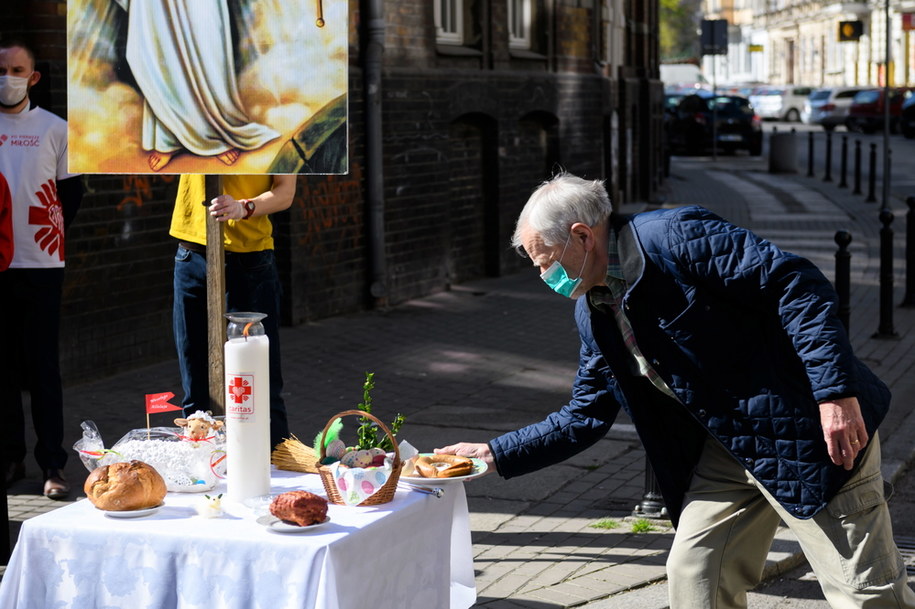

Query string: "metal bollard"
[[823, 131, 833, 182], [866, 143, 878, 203], [901, 197, 915, 307], [633, 461, 668, 519], [807, 132, 815, 177], [853, 140, 863, 195], [884, 148, 892, 210], [874, 208, 899, 338], [834, 231, 852, 331], [838, 135, 848, 188]]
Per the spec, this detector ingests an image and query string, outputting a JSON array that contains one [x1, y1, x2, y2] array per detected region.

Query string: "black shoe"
[[43, 469, 70, 500], [5, 461, 25, 488]]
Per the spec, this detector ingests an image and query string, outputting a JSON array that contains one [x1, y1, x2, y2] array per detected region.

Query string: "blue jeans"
[[173, 245, 289, 447], [0, 268, 67, 472]]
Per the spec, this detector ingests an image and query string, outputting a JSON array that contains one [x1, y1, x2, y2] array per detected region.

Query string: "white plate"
[[102, 504, 163, 518], [257, 514, 331, 534], [399, 455, 488, 484]]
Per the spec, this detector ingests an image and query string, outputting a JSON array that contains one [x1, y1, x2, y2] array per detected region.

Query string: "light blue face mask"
[[540, 233, 588, 298]]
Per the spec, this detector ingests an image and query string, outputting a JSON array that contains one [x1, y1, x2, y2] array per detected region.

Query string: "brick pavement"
[[3, 151, 915, 608]]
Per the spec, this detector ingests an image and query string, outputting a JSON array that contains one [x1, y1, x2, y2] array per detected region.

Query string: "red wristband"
[[240, 199, 256, 220]]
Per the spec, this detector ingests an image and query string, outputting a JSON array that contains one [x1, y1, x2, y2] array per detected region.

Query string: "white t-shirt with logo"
[[0, 105, 75, 269]]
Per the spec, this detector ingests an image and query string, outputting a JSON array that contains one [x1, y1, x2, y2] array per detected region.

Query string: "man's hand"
[[208, 194, 246, 222], [434, 442, 495, 476], [819, 397, 868, 471]]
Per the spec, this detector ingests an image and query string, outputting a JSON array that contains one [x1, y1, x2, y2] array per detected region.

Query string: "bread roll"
[[84, 460, 167, 511], [414, 454, 474, 478]]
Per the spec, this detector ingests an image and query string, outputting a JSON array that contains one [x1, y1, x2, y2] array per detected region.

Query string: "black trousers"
[[0, 267, 67, 472]]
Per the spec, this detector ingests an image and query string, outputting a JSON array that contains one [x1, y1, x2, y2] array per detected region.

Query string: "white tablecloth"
[[0, 469, 476, 609]]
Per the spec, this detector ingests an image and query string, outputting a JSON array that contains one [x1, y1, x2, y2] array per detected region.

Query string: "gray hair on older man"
[[511, 172, 614, 253]]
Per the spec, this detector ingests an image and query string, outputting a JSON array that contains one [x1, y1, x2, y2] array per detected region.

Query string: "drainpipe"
[[363, 0, 387, 305]]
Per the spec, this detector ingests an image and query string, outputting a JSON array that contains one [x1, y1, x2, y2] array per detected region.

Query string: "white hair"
[[511, 172, 613, 253]]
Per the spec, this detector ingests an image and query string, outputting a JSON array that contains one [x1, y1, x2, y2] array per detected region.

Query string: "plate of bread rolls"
[[400, 453, 487, 484]]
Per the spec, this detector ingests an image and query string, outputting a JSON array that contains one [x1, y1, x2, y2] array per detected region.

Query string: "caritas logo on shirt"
[[30, 180, 65, 261], [0, 134, 40, 148]]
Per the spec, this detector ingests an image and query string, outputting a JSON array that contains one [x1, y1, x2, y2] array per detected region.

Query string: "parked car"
[[664, 88, 712, 114], [845, 88, 914, 133], [895, 93, 915, 138], [660, 64, 708, 89], [720, 83, 765, 98], [668, 94, 763, 156], [802, 87, 868, 131], [748, 85, 813, 122], [663, 89, 713, 170]]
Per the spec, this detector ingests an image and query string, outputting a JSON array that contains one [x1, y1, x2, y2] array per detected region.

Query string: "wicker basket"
[[317, 409, 403, 506]]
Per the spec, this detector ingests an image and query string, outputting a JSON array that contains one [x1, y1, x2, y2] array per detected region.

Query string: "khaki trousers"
[[667, 433, 915, 609]]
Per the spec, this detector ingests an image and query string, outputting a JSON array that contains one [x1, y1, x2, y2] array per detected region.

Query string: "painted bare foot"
[[148, 151, 175, 172], [217, 149, 240, 166]]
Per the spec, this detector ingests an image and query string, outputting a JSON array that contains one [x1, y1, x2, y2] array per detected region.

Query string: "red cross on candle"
[[227, 376, 252, 404]]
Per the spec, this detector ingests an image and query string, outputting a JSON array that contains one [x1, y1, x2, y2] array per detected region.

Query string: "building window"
[[435, 0, 464, 45], [508, 0, 532, 49]]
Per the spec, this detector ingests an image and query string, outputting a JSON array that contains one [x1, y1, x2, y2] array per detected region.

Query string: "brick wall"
[[60, 173, 179, 379], [4, 0, 660, 385]]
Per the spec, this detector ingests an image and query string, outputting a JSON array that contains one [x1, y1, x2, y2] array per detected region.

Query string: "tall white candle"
[[224, 321, 271, 503]]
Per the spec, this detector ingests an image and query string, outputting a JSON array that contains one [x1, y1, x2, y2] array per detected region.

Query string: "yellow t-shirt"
[[170, 175, 275, 252]]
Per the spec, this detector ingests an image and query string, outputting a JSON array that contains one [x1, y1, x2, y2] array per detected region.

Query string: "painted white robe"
[[115, 0, 279, 156]]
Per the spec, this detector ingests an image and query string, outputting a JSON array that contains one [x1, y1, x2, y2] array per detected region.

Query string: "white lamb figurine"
[[174, 410, 224, 441]]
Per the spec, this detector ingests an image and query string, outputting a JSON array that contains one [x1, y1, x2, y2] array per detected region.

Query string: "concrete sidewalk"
[[4, 152, 915, 608]]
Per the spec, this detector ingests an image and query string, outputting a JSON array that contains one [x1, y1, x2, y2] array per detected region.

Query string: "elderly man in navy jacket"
[[438, 173, 915, 608]]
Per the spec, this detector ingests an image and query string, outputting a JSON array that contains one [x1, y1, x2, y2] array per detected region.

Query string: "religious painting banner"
[[67, 0, 348, 175]]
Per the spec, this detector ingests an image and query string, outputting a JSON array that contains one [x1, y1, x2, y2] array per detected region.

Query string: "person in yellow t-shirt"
[[170, 174, 295, 448]]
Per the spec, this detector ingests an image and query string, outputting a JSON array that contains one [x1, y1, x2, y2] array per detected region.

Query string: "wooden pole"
[[205, 175, 226, 414]]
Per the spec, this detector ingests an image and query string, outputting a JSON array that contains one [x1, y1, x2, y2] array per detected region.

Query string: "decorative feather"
[[313, 417, 343, 455]]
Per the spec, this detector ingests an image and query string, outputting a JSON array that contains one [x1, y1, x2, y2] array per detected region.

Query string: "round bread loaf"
[[84, 460, 167, 511]]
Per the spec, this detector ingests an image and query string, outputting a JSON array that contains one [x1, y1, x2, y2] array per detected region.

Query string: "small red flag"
[[145, 392, 181, 414]]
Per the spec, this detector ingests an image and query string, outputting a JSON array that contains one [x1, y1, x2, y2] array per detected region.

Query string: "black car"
[[899, 93, 915, 138], [669, 94, 763, 156]]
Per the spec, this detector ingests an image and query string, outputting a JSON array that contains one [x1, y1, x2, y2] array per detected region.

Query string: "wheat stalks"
[[271, 434, 319, 473]]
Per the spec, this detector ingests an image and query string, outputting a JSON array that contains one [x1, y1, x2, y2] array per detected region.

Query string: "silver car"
[[802, 87, 867, 131]]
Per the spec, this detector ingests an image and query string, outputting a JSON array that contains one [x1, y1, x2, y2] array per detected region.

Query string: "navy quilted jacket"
[[489, 206, 890, 524]]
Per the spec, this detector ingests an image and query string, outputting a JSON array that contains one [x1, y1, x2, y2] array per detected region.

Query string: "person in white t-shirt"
[[0, 39, 83, 499]]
